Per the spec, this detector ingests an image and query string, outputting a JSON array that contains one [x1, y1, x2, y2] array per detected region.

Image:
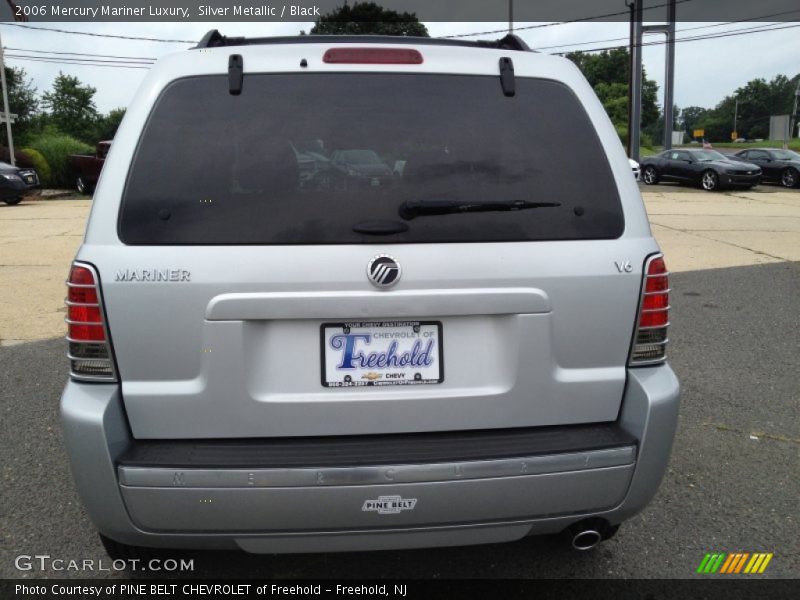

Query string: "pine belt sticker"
[[362, 495, 418, 515]]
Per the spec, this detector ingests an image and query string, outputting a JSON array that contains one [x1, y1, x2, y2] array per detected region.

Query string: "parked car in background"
[[293, 141, 332, 189], [0, 161, 40, 205], [640, 149, 761, 191], [629, 158, 640, 181], [730, 148, 800, 188], [68, 141, 111, 194], [330, 149, 394, 188]]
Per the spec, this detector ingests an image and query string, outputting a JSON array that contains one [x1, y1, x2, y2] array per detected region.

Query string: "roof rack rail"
[[483, 34, 531, 52], [194, 30, 533, 52], [195, 29, 243, 49]]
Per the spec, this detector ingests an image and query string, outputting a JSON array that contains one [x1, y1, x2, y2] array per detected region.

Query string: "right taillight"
[[66, 262, 117, 381], [629, 254, 669, 365]]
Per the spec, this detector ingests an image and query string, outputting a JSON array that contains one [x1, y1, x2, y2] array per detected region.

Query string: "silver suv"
[[61, 32, 679, 557]]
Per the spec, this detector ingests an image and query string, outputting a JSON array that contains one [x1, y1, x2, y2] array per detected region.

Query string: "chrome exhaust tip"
[[562, 519, 613, 551], [571, 529, 602, 551]]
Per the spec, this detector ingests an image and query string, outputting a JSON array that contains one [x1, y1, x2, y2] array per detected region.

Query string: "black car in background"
[[328, 149, 394, 190], [0, 161, 41, 205], [641, 149, 761, 191], [730, 148, 800, 188]]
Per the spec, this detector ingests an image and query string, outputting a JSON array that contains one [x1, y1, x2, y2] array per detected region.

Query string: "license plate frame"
[[320, 320, 444, 388]]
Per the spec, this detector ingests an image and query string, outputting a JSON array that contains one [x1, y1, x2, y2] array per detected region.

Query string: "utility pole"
[[789, 81, 800, 145], [733, 98, 738, 139], [508, 0, 513, 34], [626, 1, 635, 157], [663, 0, 676, 150], [0, 32, 14, 165], [631, 0, 677, 159], [630, 1, 643, 161]]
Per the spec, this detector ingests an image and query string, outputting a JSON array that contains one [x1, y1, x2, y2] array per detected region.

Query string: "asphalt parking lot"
[[1, 188, 798, 579]]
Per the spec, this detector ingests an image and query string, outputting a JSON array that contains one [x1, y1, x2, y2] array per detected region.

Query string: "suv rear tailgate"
[[90, 239, 649, 439], [84, 57, 651, 440]]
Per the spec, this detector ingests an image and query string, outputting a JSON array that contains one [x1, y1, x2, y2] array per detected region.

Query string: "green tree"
[[640, 78, 660, 128], [593, 82, 630, 125], [2, 67, 38, 144], [728, 75, 799, 139], [566, 48, 660, 132], [644, 104, 682, 145], [686, 73, 800, 142], [92, 107, 126, 141], [567, 48, 630, 89], [310, 1, 429, 36], [727, 78, 771, 139], [41, 73, 99, 143], [681, 105, 709, 138], [6, 67, 39, 136]]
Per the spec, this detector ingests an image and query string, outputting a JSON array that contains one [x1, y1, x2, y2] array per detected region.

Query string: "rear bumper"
[[60, 365, 679, 553]]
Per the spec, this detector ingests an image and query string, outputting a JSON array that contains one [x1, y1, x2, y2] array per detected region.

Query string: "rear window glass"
[[119, 73, 623, 244]]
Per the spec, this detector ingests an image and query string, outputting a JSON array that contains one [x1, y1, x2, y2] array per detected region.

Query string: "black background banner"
[[1, 0, 800, 23], [2, 579, 799, 600]]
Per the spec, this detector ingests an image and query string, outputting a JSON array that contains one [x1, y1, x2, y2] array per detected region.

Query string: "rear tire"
[[3, 196, 22, 205], [76, 176, 94, 195], [642, 166, 659, 185], [781, 168, 798, 188], [701, 170, 719, 191]]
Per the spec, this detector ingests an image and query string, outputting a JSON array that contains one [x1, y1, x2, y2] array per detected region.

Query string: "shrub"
[[27, 132, 92, 188], [614, 123, 628, 147], [613, 124, 656, 153], [18, 148, 52, 184]]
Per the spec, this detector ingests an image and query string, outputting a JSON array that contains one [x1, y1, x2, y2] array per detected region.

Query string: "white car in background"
[[629, 158, 641, 181]]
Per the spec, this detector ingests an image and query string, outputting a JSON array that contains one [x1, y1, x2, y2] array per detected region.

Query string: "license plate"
[[321, 321, 443, 387]]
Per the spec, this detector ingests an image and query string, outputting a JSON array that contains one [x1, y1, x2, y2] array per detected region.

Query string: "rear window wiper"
[[399, 199, 560, 220]]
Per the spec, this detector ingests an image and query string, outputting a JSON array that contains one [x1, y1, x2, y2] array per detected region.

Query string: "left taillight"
[[66, 263, 117, 381]]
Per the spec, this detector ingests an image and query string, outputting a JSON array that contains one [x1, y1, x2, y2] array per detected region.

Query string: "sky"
[[1, 20, 799, 114]]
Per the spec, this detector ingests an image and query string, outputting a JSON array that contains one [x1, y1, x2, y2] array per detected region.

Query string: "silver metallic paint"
[[61, 41, 678, 551], [60, 366, 679, 552]]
